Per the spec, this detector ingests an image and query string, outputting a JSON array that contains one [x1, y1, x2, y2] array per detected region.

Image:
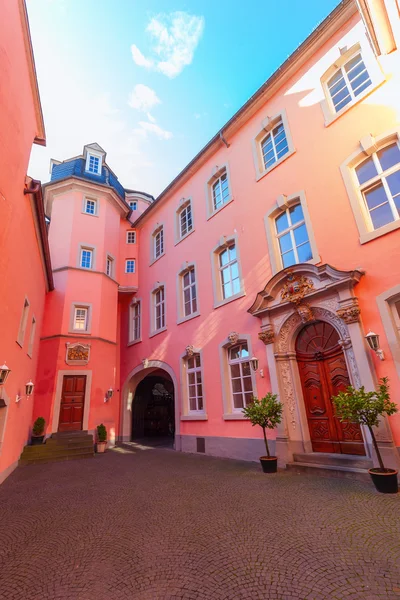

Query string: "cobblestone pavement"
[[1, 446, 400, 600]]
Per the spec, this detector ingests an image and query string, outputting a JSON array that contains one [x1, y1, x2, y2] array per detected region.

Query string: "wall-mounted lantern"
[[365, 331, 385, 361], [0, 362, 11, 385], [250, 356, 259, 372], [16, 380, 34, 403], [104, 387, 114, 403]]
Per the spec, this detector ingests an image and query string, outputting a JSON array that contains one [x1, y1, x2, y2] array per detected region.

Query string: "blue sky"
[[27, 0, 340, 196]]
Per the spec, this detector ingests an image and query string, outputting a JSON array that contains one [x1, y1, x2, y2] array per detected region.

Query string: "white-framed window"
[[129, 201, 138, 211], [27, 316, 36, 357], [261, 120, 289, 170], [212, 172, 230, 212], [275, 203, 312, 268], [355, 142, 400, 231], [73, 307, 88, 331], [219, 244, 240, 300], [84, 198, 97, 215], [86, 153, 102, 175], [17, 298, 30, 347], [80, 248, 93, 269], [182, 267, 197, 317], [154, 286, 165, 331], [126, 230, 136, 244], [327, 53, 372, 114], [106, 255, 114, 277], [179, 202, 193, 238], [228, 343, 253, 410], [154, 227, 164, 260], [129, 300, 141, 343], [187, 354, 203, 412], [125, 259, 135, 273]]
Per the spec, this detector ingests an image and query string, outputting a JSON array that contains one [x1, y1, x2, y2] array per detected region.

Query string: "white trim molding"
[[252, 109, 295, 182], [219, 333, 257, 420], [205, 162, 233, 220], [210, 234, 246, 308], [149, 281, 167, 337], [176, 261, 200, 324], [180, 347, 207, 420], [175, 197, 195, 245]]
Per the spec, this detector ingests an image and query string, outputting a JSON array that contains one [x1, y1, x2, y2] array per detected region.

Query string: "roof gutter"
[[24, 179, 54, 291]]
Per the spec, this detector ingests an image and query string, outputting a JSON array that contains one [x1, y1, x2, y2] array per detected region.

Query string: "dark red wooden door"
[[296, 321, 365, 456], [58, 375, 86, 432]]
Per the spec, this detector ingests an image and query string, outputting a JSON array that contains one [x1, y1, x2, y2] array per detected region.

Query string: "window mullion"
[[290, 229, 299, 264], [342, 68, 354, 101], [382, 176, 398, 220]]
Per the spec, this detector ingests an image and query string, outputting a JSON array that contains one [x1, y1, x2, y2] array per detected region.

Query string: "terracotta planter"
[[97, 441, 107, 453], [31, 435, 44, 446], [260, 456, 278, 473], [369, 468, 398, 494]]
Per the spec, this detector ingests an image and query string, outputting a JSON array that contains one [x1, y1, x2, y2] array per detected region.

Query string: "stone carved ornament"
[[185, 345, 195, 357], [66, 343, 90, 365], [258, 329, 275, 345], [228, 331, 240, 345], [278, 360, 297, 430], [280, 270, 314, 306], [336, 303, 361, 324]]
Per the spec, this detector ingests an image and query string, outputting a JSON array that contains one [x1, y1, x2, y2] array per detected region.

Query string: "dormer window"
[[129, 201, 138, 211], [85, 152, 102, 175]]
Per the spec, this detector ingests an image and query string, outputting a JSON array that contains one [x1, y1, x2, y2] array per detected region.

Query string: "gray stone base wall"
[[179, 434, 276, 463]]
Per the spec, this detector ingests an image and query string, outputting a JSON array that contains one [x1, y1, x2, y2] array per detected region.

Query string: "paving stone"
[[0, 448, 399, 599]]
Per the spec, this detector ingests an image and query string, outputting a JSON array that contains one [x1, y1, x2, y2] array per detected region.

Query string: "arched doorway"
[[296, 320, 365, 456], [131, 370, 174, 447]]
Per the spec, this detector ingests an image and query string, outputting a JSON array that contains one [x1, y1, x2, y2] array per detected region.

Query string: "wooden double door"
[[58, 375, 86, 432], [296, 321, 365, 456]]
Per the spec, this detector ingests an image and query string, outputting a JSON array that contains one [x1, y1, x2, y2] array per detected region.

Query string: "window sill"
[[68, 330, 92, 336], [360, 219, 400, 244], [85, 170, 102, 177], [206, 196, 234, 221], [223, 413, 249, 421], [324, 77, 386, 127], [177, 311, 201, 325], [255, 149, 296, 182], [149, 252, 165, 266], [81, 211, 99, 218], [175, 228, 195, 246], [149, 326, 167, 338], [127, 338, 142, 347], [181, 414, 208, 421], [214, 290, 246, 309]]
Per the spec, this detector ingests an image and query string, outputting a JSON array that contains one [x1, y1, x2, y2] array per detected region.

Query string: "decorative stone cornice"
[[337, 298, 361, 324], [258, 329, 275, 345]]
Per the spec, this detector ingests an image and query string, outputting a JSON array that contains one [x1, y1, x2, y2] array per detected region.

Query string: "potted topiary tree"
[[332, 377, 398, 494], [31, 417, 45, 445], [96, 423, 107, 453], [242, 393, 283, 473]]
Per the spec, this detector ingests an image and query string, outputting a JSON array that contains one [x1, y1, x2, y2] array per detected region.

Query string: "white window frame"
[[151, 224, 165, 264], [211, 235, 245, 308], [180, 348, 207, 420], [206, 164, 233, 219], [80, 247, 93, 270], [106, 255, 114, 278], [74, 307, 88, 331], [175, 198, 194, 244], [326, 52, 372, 114], [228, 342, 254, 412], [219, 334, 257, 420], [252, 110, 295, 181], [186, 354, 204, 413], [85, 151, 102, 175], [126, 230, 136, 244], [264, 191, 320, 275], [17, 297, 30, 347], [125, 259, 136, 274], [219, 244, 240, 301], [69, 302, 92, 334], [129, 201, 138, 211], [83, 198, 97, 216], [128, 299, 141, 345], [27, 316, 36, 358], [177, 263, 199, 324], [340, 128, 400, 244], [150, 284, 167, 337]]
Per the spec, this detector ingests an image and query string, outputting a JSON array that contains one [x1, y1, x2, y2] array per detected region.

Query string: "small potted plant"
[[96, 423, 107, 453], [31, 417, 45, 445], [332, 377, 398, 494], [242, 393, 283, 473]]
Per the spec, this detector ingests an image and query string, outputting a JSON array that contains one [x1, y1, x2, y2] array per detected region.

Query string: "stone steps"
[[287, 452, 373, 482], [19, 431, 94, 466]]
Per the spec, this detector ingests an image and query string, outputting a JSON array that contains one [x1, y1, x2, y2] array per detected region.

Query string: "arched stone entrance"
[[120, 360, 180, 450], [295, 320, 365, 455]]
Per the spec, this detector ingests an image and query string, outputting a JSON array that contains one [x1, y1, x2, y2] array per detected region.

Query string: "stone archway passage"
[[132, 373, 174, 444], [296, 321, 365, 456]]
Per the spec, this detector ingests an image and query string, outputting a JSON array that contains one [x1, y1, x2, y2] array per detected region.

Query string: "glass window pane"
[[352, 75, 371, 97], [221, 267, 231, 284], [244, 393, 253, 407], [241, 345, 249, 358], [282, 250, 296, 268], [188, 357, 194, 369], [378, 144, 400, 172], [297, 242, 313, 263], [219, 249, 229, 266], [189, 397, 197, 411], [230, 363, 240, 377], [232, 278, 241, 295], [223, 282, 232, 298], [188, 373, 195, 385], [293, 223, 309, 246], [275, 211, 289, 233], [198, 396, 203, 410], [228, 244, 236, 261], [195, 355, 201, 368], [279, 232, 293, 254], [232, 378, 243, 393], [230, 346, 240, 360], [364, 184, 388, 210], [242, 362, 251, 376], [243, 377, 253, 392], [370, 203, 394, 229], [334, 93, 352, 112], [230, 261, 239, 280], [289, 204, 304, 225], [387, 170, 400, 199], [233, 394, 244, 409], [356, 157, 378, 185]]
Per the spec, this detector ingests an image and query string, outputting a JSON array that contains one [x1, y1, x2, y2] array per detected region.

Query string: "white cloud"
[[128, 84, 161, 112], [131, 11, 204, 78], [138, 121, 173, 140]]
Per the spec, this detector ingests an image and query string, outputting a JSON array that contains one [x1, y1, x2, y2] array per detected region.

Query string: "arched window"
[[275, 203, 312, 268], [327, 53, 371, 113], [228, 343, 253, 410], [355, 142, 400, 230]]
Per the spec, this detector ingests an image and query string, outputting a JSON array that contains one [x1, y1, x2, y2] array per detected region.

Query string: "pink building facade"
[[2, 0, 400, 483]]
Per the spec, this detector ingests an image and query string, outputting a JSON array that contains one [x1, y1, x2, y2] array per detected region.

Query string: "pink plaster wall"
[[0, 0, 47, 478], [120, 10, 400, 446]]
